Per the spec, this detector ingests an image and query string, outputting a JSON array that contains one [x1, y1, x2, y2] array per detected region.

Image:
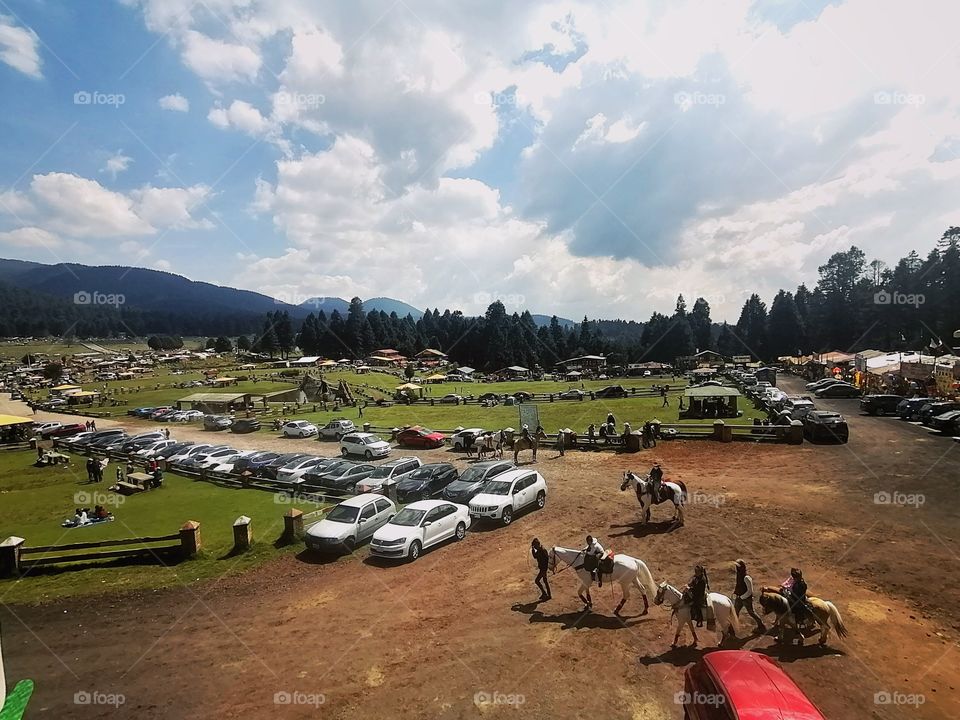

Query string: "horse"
[[654, 582, 739, 647], [474, 432, 502, 460], [513, 428, 546, 464], [620, 470, 686, 526], [548, 546, 657, 616], [757, 590, 848, 646]]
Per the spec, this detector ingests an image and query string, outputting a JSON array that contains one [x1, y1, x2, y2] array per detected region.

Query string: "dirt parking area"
[[3, 380, 960, 719]]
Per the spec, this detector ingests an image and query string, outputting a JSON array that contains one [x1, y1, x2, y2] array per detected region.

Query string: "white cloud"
[[0, 226, 61, 248], [101, 151, 133, 179], [0, 15, 42, 78], [208, 100, 271, 135], [158, 93, 190, 112], [131, 185, 214, 230], [181, 30, 261, 83]]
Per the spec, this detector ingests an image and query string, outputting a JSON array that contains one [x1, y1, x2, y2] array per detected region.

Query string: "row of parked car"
[[860, 394, 960, 433]]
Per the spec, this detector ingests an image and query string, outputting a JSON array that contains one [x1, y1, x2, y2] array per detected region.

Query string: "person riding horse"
[[649, 463, 664, 503], [682, 564, 709, 627], [783, 567, 808, 626], [584, 535, 606, 587]]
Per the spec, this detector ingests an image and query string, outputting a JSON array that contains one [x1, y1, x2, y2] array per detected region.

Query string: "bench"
[[40, 452, 70, 465], [115, 481, 145, 495]]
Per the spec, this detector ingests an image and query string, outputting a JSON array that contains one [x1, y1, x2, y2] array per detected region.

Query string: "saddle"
[[599, 555, 615, 574]]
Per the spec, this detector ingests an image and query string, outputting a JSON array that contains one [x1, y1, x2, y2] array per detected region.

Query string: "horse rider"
[[606, 412, 616, 427], [649, 462, 664, 503], [682, 564, 709, 627], [784, 567, 808, 627], [520, 424, 531, 442], [733, 560, 766, 633], [584, 535, 606, 587], [531, 538, 551, 601]]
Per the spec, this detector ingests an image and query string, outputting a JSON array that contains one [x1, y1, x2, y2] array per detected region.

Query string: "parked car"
[[395, 463, 459, 503], [804, 377, 842, 391], [256, 452, 313, 479], [189, 447, 243, 470], [149, 407, 174, 420], [43, 397, 67, 407], [897, 397, 932, 421], [299, 459, 354, 488], [82, 428, 126, 445], [395, 426, 445, 449], [815, 383, 861, 398], [355, 457, 423, 494], [478, 392, 500, 402], [919, 401, 960, 425], [166, 443, 215, 464], [204, 415, 232, 431], [781, 397, 816, 420], [153, 441, 195, 459], [133, 439, 178, 457], [275, 456, 333, 484], [90, 434, 130, 451], [170, 410, 204, 422], [233, 451, 281, 474], [441, 460, 515, 504], [304, 494, 397, 553], [33, 421, 62, 435], [513, 391, 534, 402], [120, 432, 167, 453], [174, 444, 233, 467], [60, 431, 96, 447], [682, 650, 825, 720], [370, 500, 470, 561], [231, 418, 261, 434], [450, 427, 485, 450], [128, 407, 156, 417], [282, 420, 318, 438], [859, 394, 905, 415], [40, 422, 85, 439], [803, 411, 849, 442], [206, 451, 255, 473], [595, 385, 627, 398], [468, 469, 547, 526], [559, 389, 584, 400], [930, 409, 960, 433], [303, 462, 377, 495], [439, 393, 463, 404], [340, 432, 391, 459], [318, 418, 356, 440]]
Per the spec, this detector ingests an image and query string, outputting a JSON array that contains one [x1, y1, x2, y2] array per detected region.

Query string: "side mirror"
[[423, 521, 433, 527]]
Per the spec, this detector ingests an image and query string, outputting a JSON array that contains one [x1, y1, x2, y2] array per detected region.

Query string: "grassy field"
[[0, 449, 321, 605], [0, 339, 153, 359]]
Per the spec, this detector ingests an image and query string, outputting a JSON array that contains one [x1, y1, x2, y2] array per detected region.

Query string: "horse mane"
[[759, 591, 788, 613]]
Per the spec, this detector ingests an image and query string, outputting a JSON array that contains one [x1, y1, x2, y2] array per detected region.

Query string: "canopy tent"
[[682, 385, 740, 419], [0, 414, 32, 444], [50, 384, 81, 392], [319, 360, 338, 367], [0, 415, 32, 428], [396, 383, 423, 391]]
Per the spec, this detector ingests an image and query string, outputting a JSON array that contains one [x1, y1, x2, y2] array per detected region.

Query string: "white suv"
[[340, 432, 391, 459], [318, 419, 356, 439], [282, 420, 319, 438], [468, 469, 547, 526], [355, 457, 423, 494]]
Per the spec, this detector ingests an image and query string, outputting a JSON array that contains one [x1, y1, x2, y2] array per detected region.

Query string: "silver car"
[[304, 494, 397, 553]]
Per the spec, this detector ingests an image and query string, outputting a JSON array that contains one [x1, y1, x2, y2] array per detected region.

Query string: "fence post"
[[233, 516, 252, 552], [179, 521, 201, 558], [0, 537, 25, 578], [283, 509, 304, 543], [788, 419, 804, 445]]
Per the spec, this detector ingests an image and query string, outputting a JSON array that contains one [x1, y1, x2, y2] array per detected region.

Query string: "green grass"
[[0, 450, 321, 605]]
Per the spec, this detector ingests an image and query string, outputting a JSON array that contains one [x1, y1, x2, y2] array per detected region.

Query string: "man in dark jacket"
[[787, 567, 808, 626], [531, 539, 551, 601], [684, 564, 709, 627]]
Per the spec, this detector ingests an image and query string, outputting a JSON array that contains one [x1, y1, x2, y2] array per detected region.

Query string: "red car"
[[395, 426, 445, 449], [42, 423, 87, 439], [682, 650, 826, 720]]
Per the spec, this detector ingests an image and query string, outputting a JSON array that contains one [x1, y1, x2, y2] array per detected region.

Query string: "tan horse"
[[513, 428, 546, 464], [758, 589, 848, 646]]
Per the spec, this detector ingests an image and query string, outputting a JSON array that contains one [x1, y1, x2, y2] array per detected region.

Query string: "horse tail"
[[676, 480, 687, 503], [726, 597, 740, 633], [634, 561, 657, 597], [826, 601, 848, 638]]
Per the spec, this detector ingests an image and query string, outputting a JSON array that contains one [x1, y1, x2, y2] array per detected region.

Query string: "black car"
[[595, 385, 627, 398], [233, 451, 281, 474], [897, 397, 932, 420], [441, 460, 515, 504], [930, 409, 960, 433], [119, 433, 166, 453], [395, 463, 459, 503], [231, 418, 262, 434], [303, 462, 377, 495], [814, 383, 861, 398], [859, 394, 905, 416], [803, 411, 849, 443], [919, 401, 960, 426], [300, 459, 353, 488], [257, 452, 312, 479]]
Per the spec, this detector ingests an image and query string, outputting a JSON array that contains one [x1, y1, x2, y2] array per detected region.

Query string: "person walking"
[[733, 559, 766, 633], [556, 429, 565, 457], [531, 539, 551, 601], [661, 387, 669, 407]]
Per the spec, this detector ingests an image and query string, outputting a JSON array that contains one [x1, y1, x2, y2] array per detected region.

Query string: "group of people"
[[85, 456, 106, 483], [63, 504, 112, 527], [83, 419, 98, 431]]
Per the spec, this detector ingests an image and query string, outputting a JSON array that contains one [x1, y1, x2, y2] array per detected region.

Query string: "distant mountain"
[[365, 297, 423, 319], [532, 314, 575, 328], [297, 297, 350, 316]]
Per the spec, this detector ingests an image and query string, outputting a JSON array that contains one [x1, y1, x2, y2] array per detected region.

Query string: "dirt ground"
[[3, 377, 960, 719]]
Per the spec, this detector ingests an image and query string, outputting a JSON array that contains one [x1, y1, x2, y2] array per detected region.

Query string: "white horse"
[[654, 582, 739, 647], [620, 470, 686, 526], [548, 546, 657, 615]]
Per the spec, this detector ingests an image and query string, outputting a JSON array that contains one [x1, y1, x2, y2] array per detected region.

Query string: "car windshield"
[[484, 480, 512, 495], [328, 466, 352, 477], [390, 508, 426, 526], [362, 436, 380, 444], [407, 468, 433, 480], [326, 505, 360, 523], [457, 466, 487, 484], [369, 466, 394, 479]]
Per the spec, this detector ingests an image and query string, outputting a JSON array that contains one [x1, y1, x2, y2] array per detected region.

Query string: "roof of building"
[[177, 392, 250, 404], [0, 414, 32, 427], [684, 386, 740, 398], [293, 356, 321, 364], [417, 348, 447, 357]]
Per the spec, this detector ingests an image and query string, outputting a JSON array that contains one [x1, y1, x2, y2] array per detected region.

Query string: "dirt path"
[[3, 383, 960, 718]]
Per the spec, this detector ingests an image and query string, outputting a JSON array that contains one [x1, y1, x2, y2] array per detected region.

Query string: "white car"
[[207, 451, 254, 473], [340, 432, 391, 459], [370, 500, 470, 561], [318, 419, 356, 439], [305, 494, 397, 553], [44, 397, 68, 406], [171, 410, 204, 422], [166, 443, 215, 464], [468, 469, 547, 526], [191, 447, 244, 469], [275, 456, 331, 483], [783, 397, 816, 420], [282, 420, 319, 438], [355, 457, 423, 494], [450, 428, 484, 450], [33, 421, 62, 435], [133, 439, 178, 457]]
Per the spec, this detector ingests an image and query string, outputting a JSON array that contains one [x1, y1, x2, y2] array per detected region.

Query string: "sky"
[[0, 0, 958, 322]]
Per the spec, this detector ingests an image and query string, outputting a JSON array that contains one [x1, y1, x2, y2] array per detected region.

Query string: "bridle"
[[550, 547, 584, 575]]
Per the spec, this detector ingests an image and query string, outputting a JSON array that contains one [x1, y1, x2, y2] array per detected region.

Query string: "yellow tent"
[[0, 414, 32, 427], [396, 383, 423, 391]]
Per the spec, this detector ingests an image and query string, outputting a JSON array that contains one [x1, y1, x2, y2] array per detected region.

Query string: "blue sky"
[[1, 0, 958, 321]]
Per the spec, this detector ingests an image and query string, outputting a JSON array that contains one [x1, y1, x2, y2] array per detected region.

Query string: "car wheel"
[[365, 450, 373, 459], [501, 506, 513, 526], [408, 540, 421, 562], [455, 522, 466, 541], [341, 447, 349, 457], [342, 537, 356, 553], [536, 491, 546, 509]]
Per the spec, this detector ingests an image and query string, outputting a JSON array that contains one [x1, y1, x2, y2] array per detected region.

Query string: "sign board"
[[731, 355, 751, 364], [518, 404, 540, 431]]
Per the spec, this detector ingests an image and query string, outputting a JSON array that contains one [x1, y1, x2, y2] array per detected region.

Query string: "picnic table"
[[40, 452, 70, 465], [115, 472, 156, 495]]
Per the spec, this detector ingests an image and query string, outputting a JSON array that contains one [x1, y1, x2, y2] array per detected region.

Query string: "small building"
[[176, 392, 258, 413], [0, 414, 33, 444], [292, 356, 322, 367], [416, 348, 448, 363], [558, 355, 607, 372], [681, 386, 741, 419]]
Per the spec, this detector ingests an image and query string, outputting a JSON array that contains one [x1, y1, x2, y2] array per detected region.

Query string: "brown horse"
[[513, 428, 546, 464], [758, 589, 848, 646]]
